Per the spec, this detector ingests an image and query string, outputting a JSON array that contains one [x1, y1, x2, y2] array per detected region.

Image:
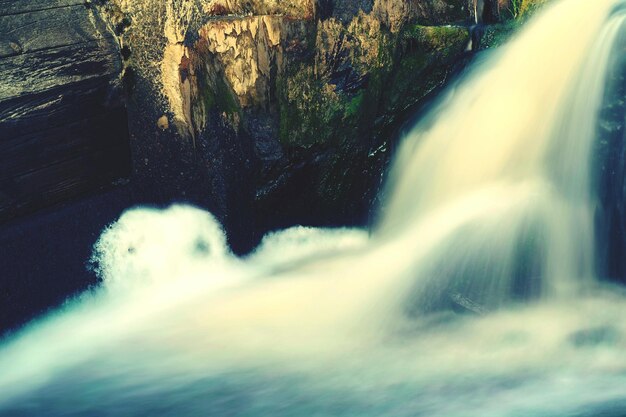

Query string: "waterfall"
[[1, 0, 626, 416], [379, 0, 626, 310]]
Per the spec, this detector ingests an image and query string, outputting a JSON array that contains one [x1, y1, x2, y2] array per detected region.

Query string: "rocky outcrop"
[[93, 0, 544, 251], [0, 0, 130, 223], [373, 0, 469, 29]]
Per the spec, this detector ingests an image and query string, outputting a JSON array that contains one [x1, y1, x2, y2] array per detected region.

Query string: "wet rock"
[[332, 0, 374, 23], [449, 291, 489, 315], [0, 0, 131, 223], [91, 0, 502, 251], [594, 25, 626, 283], [373, 0, 470, 31], [569, 326, 621, 348], [157, 115, 170, 130]]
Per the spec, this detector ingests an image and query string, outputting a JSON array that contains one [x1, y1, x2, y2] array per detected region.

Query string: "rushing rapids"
[[1, 0, 626, 416]]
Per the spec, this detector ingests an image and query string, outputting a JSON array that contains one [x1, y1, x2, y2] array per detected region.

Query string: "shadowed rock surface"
[[0, 0, 131, 222], [96, 0, 484, 252]]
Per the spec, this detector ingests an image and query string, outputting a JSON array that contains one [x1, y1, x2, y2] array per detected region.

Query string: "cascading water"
[[380, 0, 626, 309], [1, 0, 626, 416]]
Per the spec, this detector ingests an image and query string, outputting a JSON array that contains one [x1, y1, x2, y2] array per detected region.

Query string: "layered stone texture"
[[95, 0, 542, 250], [0, 0, 130, 223]]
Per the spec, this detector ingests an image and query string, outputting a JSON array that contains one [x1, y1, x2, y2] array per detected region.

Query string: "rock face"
[[93, 0, 540, 251], [0, 0, 555, 238], [373, 0, 469, 29], [0, 0, 130, 223], [595, 25, 626, 283]]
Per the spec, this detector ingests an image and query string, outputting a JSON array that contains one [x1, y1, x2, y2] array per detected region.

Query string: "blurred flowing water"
[[2, 0, 626, 416]]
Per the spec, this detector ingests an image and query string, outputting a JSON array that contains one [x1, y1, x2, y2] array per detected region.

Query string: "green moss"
[[344, 91, 365, 118], [519, 0, 550, 18], [476, 0, 551, 49], [380, 25, 469, 113], [507, 0, 523, 19], [274, 20, 472, 207], [278, 65, 342, 146], [496, 0, 551, 21], [264, 3, 552, 215], [200, 74, 240, 116], [277, 22, 471, 148], [216, 76, 240, 114], [479, 20, 521, 49], [404, 25, 469, 53], [266, 17, 474, 217], [200, 80, 215, 110]]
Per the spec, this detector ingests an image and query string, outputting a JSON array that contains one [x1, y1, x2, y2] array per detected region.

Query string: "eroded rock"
[[93, 0, 486, 249], [0, 0, 131, 223]]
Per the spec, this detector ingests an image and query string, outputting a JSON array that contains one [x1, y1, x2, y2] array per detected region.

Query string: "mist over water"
[[2, 0, 626, 415]]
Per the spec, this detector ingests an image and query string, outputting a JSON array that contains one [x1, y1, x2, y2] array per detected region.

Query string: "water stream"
[[1, 0, 626, 415]]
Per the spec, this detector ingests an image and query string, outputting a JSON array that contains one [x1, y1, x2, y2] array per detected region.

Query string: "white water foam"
[[1, 0, 625, 415]]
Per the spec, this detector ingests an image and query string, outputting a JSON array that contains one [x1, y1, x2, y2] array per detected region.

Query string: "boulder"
[[0, 0, 130, 223]]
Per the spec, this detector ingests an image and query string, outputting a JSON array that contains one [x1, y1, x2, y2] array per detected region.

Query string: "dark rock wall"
[[0, 0, 554, 252], [0, 0, 131, 223], [331, 0, 374, 22], [595, 21, 626, 283], [96, 0, 482, 251]]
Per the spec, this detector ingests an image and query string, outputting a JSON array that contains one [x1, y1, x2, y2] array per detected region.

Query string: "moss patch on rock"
[[519, 0, 550, 18], [478, 20, 521, 49], [277, 22, 469, 146], [272, 19, 470, 209]]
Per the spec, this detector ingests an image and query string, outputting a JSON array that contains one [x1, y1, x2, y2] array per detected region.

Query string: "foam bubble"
[[248, 226, 368, 268], [91, 205, 232, 291]]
